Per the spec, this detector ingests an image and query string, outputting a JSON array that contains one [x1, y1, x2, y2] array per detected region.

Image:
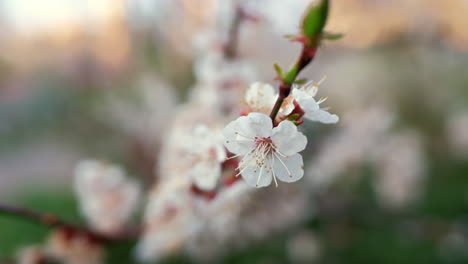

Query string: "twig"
[[269, 42, 318, 122], [224, 5, 245, 59], [0, 203, 139, 243]]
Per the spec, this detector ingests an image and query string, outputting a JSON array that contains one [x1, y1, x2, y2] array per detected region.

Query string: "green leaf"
[[323, 32, 344, 41], [273, 64, 284, 79], [288, 114, 300, 121], [301, 0, 329, 38], [294, 79, 308, 84], [283, 34, 299, 40], [283, 65, 299, 85]]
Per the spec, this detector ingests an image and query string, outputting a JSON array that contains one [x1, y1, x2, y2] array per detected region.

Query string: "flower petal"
[[272, 153, 304, 183], [191, 162, 221, 191], [271, 120, 307, 156], [244, 112, 273, 138], [223, 116, 256, 155], [305, 109, 339, 124], [292, 88, 320, 112], [245, 82, 277, 112], [238, 153, 273, 188]]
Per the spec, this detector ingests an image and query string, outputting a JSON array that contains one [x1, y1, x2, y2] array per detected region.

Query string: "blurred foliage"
[[0, 189, 80, 258]]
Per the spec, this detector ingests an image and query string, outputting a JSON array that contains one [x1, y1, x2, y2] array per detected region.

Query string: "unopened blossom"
[[223, 113, 307, 188], [243, 82, 277, 114], [284, 79, 339, 124], [186, 124, 226, 191], [74, 160, 141, 234]]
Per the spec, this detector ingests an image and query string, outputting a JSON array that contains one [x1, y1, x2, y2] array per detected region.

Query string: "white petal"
[[245, 82, 277, 111], [293, 89, 320, 112], [223, 116, 256, 155], [245, 112, 273, 138], [191, 162, 221, 191], [271, 120, 307, 156], [279, 95, 295, 116], [305, 109, 339, 124], [272, 153, 304, 183], [238, 153, 272, 188]]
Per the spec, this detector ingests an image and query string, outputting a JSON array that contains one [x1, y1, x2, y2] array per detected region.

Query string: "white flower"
[[244, 82, 277, 114], [74, 160, 141, 233], [186, 125, 226, 191], [223, 113, 307, 188], [286, 79, 339, 124]]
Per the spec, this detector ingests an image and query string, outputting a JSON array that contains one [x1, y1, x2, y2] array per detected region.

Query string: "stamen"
[[273, 153, 293, 178], [256, 163, 264, 187], [317, 97, 328, 104], [235, 151, 257, 177], [269, 143, 288, 157], [317, 75, 328, 85], [270, 156, 279, 187], [226, 153, 242, 160], [234, 131, 254, 140], [225, 139, 251, 144]]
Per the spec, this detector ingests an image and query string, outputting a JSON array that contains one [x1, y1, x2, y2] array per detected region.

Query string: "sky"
[[2, 0, 122, 33]]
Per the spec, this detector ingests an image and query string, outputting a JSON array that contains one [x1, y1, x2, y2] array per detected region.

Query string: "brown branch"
[[224, 5, 245, 59], [269, 38, 320, 123], [0, 203, 139, 243]]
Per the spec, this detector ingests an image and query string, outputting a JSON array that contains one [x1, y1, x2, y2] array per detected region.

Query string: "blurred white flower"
[[307, 107, 394, 189], [243, 0, 313, 35], [74, 160, 141, 234], [137, 180, 200, 262], [191, 56, 257, 116], [101, 74, 176, 147], [187, 125, 227, 191], [373, 131, 425, 209], [223, 113, 307, 187], [286, 79, 339, 124], [244, 82, 277, 114]]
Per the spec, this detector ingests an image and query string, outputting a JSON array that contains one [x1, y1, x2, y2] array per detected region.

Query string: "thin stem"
[[224, 5, 244, 59], [0, 203, 139, 242], [269, 41, 318, 123]]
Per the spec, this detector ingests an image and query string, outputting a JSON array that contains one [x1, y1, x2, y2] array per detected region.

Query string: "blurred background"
[[1, 0, 468, 263]]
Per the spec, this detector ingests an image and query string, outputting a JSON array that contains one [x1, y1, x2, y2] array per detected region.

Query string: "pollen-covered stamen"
[[251, 137, 279, 186], [234, 131, 254, 140], [317, 97, 328, 104]]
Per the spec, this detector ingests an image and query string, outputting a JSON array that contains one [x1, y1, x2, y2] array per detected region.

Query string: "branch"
[[224, 5, 245, 59], [0, 203, 139, 243], [269, 0, 329, 123], [269, 43, 318, 122]]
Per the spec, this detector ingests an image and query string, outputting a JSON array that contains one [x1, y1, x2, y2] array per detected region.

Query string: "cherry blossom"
[[286, 79, 339, 124], [74, 160, 141, 234], [223, 113, 307, 187], [186, 125, 227, 191], [244, 82, 277, 114]]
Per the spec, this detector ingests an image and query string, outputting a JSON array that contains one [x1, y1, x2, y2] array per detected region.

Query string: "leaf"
[[323, 32, 344, 41], [294, 79, 308, 84], [301, 0, 329, 38], [273, 64, 284, 79]]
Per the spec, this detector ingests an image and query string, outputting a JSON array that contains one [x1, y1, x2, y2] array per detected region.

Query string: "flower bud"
[[301, 0, 329, 40]]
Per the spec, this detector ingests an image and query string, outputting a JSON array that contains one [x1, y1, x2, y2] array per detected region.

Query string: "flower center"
[[254, 137, 274, 154]]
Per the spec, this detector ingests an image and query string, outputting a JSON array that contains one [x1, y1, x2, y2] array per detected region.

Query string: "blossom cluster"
[[13, 1, 341, 263]]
